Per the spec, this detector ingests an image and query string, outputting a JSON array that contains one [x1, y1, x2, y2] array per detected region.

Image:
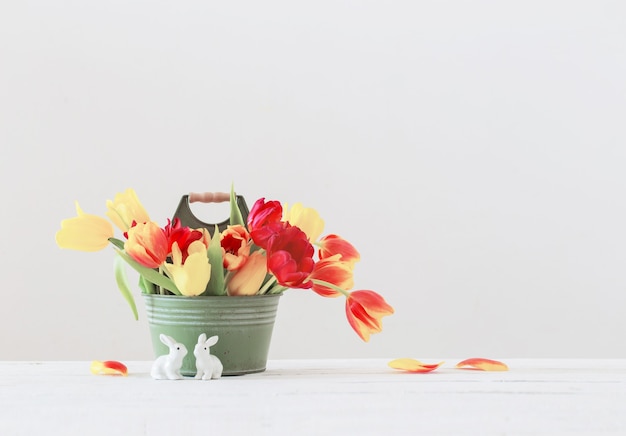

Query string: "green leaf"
[[230, 182, 245, 227], [138, 275, 156, 294], [204, 224, 226, 296], [109, 237, 125, 250], [114, 249, 182, 295], [113, 256, 139, 320]]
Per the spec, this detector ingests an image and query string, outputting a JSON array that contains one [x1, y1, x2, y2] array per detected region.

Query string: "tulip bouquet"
[[56, 187, 394, 341]]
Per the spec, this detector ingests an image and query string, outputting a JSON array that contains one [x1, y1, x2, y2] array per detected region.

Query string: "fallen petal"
[[90, 360, 128, 376], [455, 358, 508, 371], [388, 358, 444, 373]]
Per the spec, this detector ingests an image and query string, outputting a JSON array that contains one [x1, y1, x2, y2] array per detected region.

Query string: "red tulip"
[[164, 218, 204, 262], [345, 290, 394, 342], [247, 198, 285, 249], [267, 226, 315, 288]]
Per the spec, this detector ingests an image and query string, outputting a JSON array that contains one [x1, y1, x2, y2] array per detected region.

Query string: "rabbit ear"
[[197, 333, 207, 344], [205, 335, 219, 347], [160, 334, 175, 347]]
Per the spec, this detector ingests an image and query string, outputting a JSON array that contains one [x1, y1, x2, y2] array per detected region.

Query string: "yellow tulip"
[[166, 240, 211, 296], [283, 203, 325, 242], [56, 202, 114, 252], [227, 251, 267, 296], [106, 188, 150, 232]]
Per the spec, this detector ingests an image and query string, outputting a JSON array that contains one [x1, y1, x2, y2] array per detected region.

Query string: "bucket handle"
[[188, 192, 230, 203], [172, 192, 250, 236]]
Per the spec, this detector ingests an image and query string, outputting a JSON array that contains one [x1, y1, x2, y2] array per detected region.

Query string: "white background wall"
[[1, 1, 625, 361]]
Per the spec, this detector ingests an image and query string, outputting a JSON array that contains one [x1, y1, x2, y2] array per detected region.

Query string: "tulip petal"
[[388, 358, 444, 373], [455, 358, 509, 371], [90, 360, 128, 376]]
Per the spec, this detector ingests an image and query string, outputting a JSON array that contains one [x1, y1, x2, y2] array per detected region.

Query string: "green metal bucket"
[[143, 293, 281, 376]]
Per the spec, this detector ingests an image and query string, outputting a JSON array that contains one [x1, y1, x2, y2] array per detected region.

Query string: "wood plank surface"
[[1, 359, 625, 435]]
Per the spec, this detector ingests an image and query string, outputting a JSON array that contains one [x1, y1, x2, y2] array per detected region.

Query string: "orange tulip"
[[345, 290, 394, 342], [124, 221, 168, 268], [221, 225, 252, 271], [227, 251, 268, 296], [309, 254, 354, 298]]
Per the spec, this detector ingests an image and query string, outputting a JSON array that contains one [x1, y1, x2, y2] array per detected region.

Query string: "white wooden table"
[[1, 359, 625, 435]]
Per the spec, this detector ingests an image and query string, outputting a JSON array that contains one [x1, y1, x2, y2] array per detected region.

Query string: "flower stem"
[[269, 285, 288, 294], [310, 279, 350, 297], [258, 275, 277, 295], [158, 265, 164, 295]]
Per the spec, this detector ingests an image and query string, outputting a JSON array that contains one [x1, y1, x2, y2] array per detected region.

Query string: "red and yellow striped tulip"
[[318, 234, 360, 265], [345, 290, 394, 342], [124, 221, 168, 268], [309, 254, 354, 298]]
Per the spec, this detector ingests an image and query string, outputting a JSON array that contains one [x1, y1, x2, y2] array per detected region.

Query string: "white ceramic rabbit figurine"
[[194, 333, 223, 380], [150, 334, 188, 380]]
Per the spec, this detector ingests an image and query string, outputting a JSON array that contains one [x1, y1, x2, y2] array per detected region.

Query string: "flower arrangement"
[[55, 187, 394, 341]]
